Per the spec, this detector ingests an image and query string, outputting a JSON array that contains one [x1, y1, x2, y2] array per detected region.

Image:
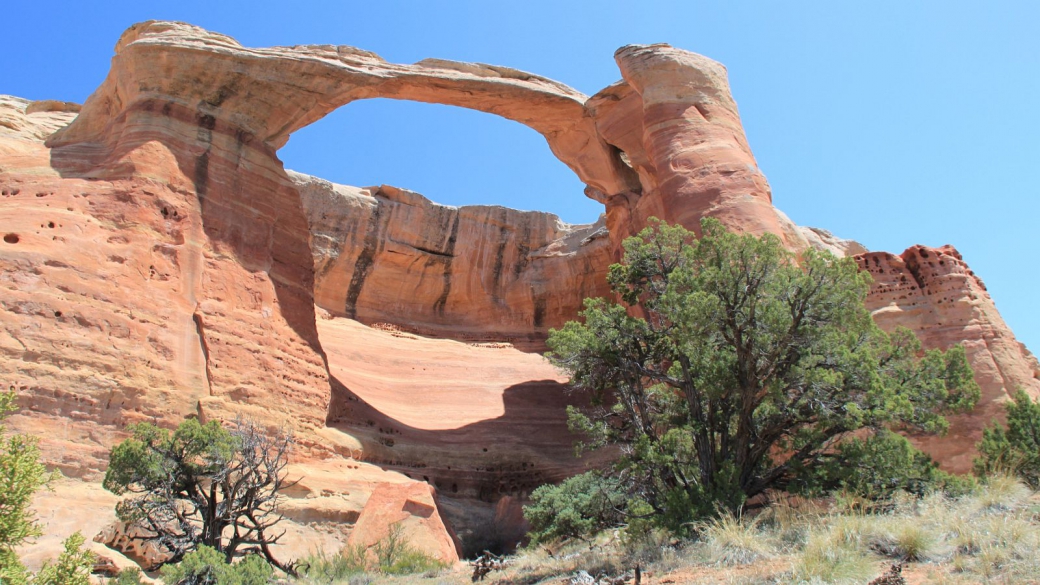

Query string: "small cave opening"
[[3, 234, 20, 244]]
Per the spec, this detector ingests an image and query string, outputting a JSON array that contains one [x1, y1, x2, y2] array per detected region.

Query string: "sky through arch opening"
[[278, 99, 604, 226]]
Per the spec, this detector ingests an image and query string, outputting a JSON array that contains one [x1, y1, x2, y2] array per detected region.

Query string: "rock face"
[[346, 482, 461, 564], [1, 19, 1037, 564], [295, 172, 612, 347], [857, 246, 1040, 472]]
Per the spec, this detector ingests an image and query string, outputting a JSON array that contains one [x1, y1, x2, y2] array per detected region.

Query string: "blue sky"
[[4, 1, 1038, 353]]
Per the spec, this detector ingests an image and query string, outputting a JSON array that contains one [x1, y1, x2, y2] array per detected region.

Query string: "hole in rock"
[[279, 99, 602, 224], [47, 222, 55, 228], [3, 234, 19, 244]]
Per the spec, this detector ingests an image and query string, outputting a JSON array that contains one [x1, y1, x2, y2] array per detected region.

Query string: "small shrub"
[[160, 545, 273, 585], [33, 532, 95, 585], [971, 475, 1032, 513], [524, 472, 625, 545], [379, 548, 445, 576], [373, 524, 445, 576], [0, 390, 53, 584], [873, 519, 939, 561], [975, 390, 1040, 488], [113, 567, 146, 585], [298, 546, 366, 582]]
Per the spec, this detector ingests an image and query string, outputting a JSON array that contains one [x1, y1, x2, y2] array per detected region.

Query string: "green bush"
[[800, 430, 972, 500], [160, 545, 273, 585], [0, 391, 52, 583], [112, 567, 146, 585], [975, 389, 1040, 488], [524, 472, 626, 544], [33, 532, 95, 585]]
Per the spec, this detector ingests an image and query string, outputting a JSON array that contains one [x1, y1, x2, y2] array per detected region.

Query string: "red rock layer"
[[857, 246, 1040, 472]]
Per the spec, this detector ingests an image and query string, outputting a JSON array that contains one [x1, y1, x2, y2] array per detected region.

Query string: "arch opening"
[[280, 99, 604, 225]]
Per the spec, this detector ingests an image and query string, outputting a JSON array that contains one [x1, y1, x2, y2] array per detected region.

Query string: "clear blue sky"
[[4, 1, 1038, 354]]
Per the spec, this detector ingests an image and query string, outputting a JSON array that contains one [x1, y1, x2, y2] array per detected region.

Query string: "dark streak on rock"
[[533, 294, 547, 328], [344, 202, 384, 319], [904, 251, 929, 293], [193, 112, 216, 204], [192, 309, 214, 395], [490, 210, 510, 304], [433, 212, 460, 316], [513, 216, 531, 278]]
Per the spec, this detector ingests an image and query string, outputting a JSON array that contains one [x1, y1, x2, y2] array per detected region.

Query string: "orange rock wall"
[[295, 172, 612, 347]]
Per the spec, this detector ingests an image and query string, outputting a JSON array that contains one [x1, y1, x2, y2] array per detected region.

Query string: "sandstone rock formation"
[[295, 172, 611, 347], [346, 482, 461, 565], [857, 246, 1040, 472], [1, 19, 1037, 567]]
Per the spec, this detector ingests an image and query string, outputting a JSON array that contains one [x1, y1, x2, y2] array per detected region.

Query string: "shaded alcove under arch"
[[279, 98, 604, 225]]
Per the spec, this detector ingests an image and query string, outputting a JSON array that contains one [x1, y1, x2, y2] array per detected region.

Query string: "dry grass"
[[698, 513, 775, 566], [288, 478, 1040, 585]]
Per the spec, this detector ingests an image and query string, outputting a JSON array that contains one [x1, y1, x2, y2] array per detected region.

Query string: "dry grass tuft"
[[699, 513, 775, 566]]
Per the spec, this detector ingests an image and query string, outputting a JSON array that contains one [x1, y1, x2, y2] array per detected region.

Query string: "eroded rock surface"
[[295, 171, 611, 346]]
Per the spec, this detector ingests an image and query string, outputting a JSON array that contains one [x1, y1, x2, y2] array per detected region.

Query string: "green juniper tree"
[[547, 219, 979, 531]]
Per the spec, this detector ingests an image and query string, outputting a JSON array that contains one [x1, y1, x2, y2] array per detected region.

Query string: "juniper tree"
[[547, 219, 979, 529], [103, 417, 297, 575]]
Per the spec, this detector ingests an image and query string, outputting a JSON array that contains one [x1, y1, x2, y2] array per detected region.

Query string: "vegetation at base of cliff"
[[103, 417, 298, 574], [524, 472, 626, 545], [294, 524, 447, 584], [304, 479, 1035, 584], [160, 546, 275, 585], [974, 388, 1040, 488], [542, 217, 980, 535], [0, 391, 96, 585]]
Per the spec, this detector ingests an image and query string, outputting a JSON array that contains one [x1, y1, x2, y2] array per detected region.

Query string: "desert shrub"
[[159, 545, 273, 585], [297, 546, 366, 582], [971, 474, 1032, 513], [792, 530, 876, 584], [0, 391, 52, 583], [32, 532, 95, 585], [872, 518, 939, 561], [975, 389, 1040, 488], [112, 567, 146, 584], [802, 430, 970, 500], [373, 524, 445, 575], [524, 472, 626, 544]]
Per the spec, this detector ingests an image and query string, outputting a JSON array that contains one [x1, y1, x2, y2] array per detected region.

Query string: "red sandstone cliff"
[[1, 20, 1036, 564]]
